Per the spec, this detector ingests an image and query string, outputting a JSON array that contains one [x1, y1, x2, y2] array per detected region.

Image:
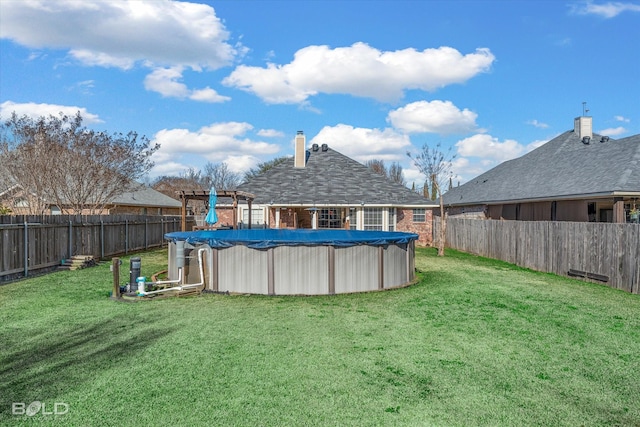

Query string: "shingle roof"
[[443, 130, 640, 206], [237, 147, 434, 207], [111, 183, 182, 208]]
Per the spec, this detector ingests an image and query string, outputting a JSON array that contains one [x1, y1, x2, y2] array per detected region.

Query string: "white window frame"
[[241, 206, 266, 228], [388, 208, 396, 231], [413, 208, 426, 222], [363, 207, 384, 231]]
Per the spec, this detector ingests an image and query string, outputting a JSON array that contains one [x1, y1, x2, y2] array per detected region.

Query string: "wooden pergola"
[[177, 190, 256, 232]]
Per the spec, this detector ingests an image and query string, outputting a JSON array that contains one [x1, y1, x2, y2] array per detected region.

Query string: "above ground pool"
[[164, 229, 418, 296]]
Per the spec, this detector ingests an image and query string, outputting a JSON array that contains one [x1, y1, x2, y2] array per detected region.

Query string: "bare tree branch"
[[202, 162, 241, 190], [0, 111, 158, 214], [407, 143, 456, 256]]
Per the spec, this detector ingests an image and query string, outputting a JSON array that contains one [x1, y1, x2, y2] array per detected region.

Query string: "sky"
[[1, 0, 639, 188]]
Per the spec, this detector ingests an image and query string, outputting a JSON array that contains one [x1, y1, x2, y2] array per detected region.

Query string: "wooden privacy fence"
[[0, 215, 191, 283], [438, 218, 640, 294]]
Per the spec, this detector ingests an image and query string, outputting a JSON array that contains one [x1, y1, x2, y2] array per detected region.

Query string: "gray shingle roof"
[[111, 183, 182, 208], [237, 147, 434, 207], [443, 130, 640, 206]]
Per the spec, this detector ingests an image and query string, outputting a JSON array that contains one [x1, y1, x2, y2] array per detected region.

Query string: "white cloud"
[[598, 126, 627, 136], [69, 49, 136, 70], [450, 157, 488, 184], [189, 87, 230, 103], [310, 124, 411, 163], [455, 134, 525, 161], [223, 155, 261, 174], [143, 67, 231, 102], [526, 119, 549, 129], [403, 166, 429, 188], [570, 1, 640, 18], [387, 100, 478, 134], [0, 0, 238, 100], [0, 101, 102, 124], [449, 135, 548, 184], [223, 43, 495, 104], [614, 115, 630, 122], [150, 121, 280, 175], [257, 129, 285, 138], [0, 0, 236, 70], [144, 67, 190, 98]]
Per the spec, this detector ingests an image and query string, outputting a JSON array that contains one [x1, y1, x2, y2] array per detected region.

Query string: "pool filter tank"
[[128, 257, 141, 292]]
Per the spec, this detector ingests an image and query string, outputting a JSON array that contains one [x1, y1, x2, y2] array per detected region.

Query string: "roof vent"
[[582, 136, 591, 145], [312, 143, 319, 151], [600, 136, 609, 143], [321, 144, 328, 152]]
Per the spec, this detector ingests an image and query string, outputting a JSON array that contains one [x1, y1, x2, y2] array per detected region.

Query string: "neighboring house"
[[99, 183, 182, 215], [442, 116, 640, 223], [225, 131, 436, 245], [0, 180, 182, 215]]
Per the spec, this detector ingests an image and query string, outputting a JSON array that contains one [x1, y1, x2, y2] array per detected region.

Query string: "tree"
[[243, 156, 289, 182], [0, 112, 159, 214], [407, 143, 456, 256], [365, 159, 406, 186], [202, 162, 241, 190], [388, 162, 406, 186], [430, 174, 438, 201], [365, 159, 386, 176], [151, 175, 204, 199]]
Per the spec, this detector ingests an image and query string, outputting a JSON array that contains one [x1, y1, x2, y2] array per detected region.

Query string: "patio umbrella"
[[205, 186, 218, 225]]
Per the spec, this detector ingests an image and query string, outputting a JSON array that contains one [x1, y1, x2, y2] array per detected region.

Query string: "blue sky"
[[1, 0, 639, 187]]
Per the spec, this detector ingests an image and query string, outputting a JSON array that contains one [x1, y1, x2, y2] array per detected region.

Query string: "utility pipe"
[[138, 248, 206, 297]]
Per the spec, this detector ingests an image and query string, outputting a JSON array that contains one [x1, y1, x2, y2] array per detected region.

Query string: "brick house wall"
[[395, 208, 433, 246], [214, 206, 236, 228]]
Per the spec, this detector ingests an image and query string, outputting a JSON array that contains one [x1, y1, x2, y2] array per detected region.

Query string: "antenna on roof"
[[582, 101, 589, 116]]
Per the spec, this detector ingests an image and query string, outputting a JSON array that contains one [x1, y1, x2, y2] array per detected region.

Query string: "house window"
[[242, 208, 265, 228], [349, 207, 358, 230], [588, 202, 596, 222], [363, 208, 383, 231], [388, 208, 396, 231], [318, 208, 342, 229], [413, 208, 426, 222]]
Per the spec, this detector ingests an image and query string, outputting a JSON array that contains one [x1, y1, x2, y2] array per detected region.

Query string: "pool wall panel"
[[334, 245, 378, 293], [218, 245, 268, 294], [274, 246, 328, 295], [384, 244, 408, 288]]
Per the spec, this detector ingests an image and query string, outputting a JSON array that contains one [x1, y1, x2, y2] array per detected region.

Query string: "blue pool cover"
[[165, 229, 418, 249]]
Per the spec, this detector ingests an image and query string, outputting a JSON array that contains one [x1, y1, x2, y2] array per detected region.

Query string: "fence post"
[[125, 218, 128, 255], [145, 218, 148, 250], [111, 257, 121, 299], [68, 220, 73, 260], [24, 221, 28, 278], [100, 219, 104, 259]]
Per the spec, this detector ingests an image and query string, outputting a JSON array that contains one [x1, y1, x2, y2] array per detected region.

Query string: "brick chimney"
[[294, 131, 306, 168], [574, 116, 593, 142]]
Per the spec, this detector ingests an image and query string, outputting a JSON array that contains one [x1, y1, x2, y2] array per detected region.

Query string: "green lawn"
[[1, 248, 639, 426]]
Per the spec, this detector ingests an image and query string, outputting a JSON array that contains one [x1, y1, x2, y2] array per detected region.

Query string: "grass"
[[1, 247, 639, 426]]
